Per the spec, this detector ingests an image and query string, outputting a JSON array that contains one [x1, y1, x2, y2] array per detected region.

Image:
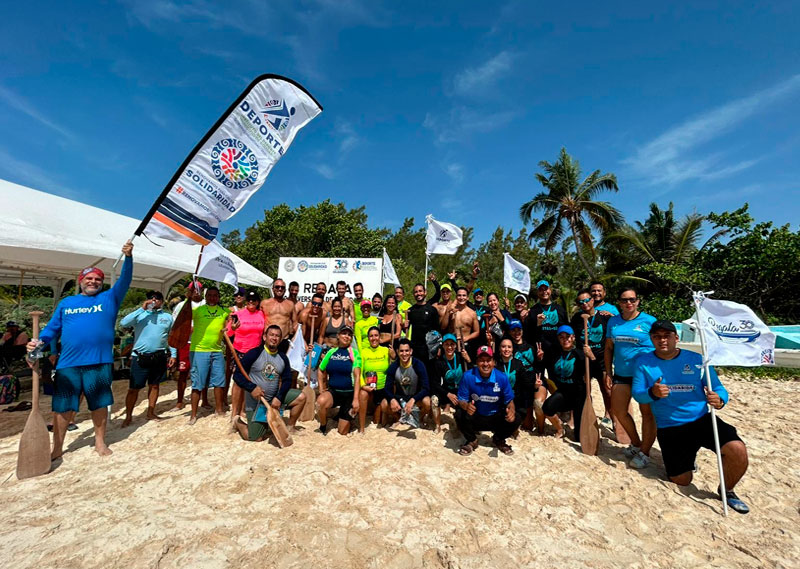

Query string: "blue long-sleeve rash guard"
[[40, 255, 133, 369]]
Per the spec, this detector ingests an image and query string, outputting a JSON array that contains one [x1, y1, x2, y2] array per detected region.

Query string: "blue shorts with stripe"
[[53, 363, 114, 413]]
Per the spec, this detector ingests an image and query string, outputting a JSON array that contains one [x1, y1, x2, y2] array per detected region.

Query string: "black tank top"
[[379, 315, 394, 334]]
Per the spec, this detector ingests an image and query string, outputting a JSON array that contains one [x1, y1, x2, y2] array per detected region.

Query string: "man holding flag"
[[633, 321, 750, 514]]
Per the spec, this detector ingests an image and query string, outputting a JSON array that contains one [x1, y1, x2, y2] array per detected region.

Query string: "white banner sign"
[[141, 75, 322, 245], [694, 294, 776, 366], [197, 240, 239, 287], [278, 257, 383, 304], [503, 252, 531, 293], [425, 214, 463, 255]]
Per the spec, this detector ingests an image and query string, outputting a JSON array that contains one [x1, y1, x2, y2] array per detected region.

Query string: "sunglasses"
[[619, 297, 638, 303], [273, 285, 285, 289], [311, 301, 322, 307], [577, 298, 592, 305]]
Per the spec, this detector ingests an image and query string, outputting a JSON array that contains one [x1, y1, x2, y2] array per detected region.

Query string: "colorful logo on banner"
[[262, 99, 296, 140], [298, 260, 309, 272], [706, 316, 761, 344], [353, 260, 378, 272], [284, 260, 295, 272], [210, 138, 259, 190], [333, 259, 348, 273]]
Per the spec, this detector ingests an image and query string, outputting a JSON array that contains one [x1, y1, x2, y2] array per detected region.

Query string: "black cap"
[[245, 291, 261, 303], [650, 320, 677, 334]]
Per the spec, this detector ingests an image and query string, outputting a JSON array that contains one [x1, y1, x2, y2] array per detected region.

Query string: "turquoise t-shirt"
[[607, 312, 656, 376]]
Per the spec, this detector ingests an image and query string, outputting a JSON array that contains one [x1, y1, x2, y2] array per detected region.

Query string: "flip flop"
[[458, 444, 475, 456], [3, 401, 31, 412]]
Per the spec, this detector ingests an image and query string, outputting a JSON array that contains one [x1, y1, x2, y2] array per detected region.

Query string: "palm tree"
[[519, 147, 622, 277], [602, 202, 724, 269]]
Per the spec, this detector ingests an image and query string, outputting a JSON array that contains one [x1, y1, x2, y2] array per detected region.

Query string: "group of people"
[[25, 243, 751, 514]]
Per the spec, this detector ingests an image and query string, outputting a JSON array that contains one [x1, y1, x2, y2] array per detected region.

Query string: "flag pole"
[[424, 253, 429, 285], [693, 291, 728, 517]]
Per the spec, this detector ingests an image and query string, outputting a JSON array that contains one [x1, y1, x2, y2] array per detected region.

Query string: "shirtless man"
[[298, 293, 325, 347], [335, 280, 355, 322], [288, 281, 304, 317], [315, 281, 332, 315], [444, 287, 480, 356], [260, 279, 295, 352]]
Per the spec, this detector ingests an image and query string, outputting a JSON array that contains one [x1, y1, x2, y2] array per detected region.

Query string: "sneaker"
[[630, 451, 650, 469], [622, 444, 641, 458], [720, 488, 750, 514]]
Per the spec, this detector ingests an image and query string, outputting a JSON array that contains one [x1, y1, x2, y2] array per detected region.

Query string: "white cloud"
[[443, 162, 464, 184], [336, 121, 360, 155], [0, 146, 77, 198], [624, 74, 800, 186], [312, 163, 337, 180], [453, 51, 514, 96], [423, 106, 521, 144], [0, 85, 76, 141]]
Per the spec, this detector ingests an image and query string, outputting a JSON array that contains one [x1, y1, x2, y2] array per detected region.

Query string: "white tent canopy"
[[0, 178, 272, 295]]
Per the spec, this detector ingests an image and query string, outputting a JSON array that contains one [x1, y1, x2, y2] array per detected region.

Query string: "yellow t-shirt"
[[190, 305, 230, 352]]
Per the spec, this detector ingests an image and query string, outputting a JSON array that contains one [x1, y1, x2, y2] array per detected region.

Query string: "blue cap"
[[473, 288, 484, 295], [442, 333, 457, 343], [508, 319, 522, 330], [557, 325, 574, 335], [536, 280, 550, 288]]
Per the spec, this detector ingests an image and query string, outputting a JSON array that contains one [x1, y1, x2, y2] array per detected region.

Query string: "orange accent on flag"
[[152, 212, 211, 245]]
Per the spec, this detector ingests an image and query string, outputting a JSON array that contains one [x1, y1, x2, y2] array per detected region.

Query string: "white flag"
[[197, 240, 238, 287], [287, 324, 307, 372], [141, 75, 322, 245], [694, 294, 776, 366], [382, 249, 401, 286], [503, 253, 531, 293], [425, 214, 463, 255]]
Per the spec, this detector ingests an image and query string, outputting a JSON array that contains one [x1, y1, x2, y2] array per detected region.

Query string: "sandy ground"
[[0, 375, 798, 569]]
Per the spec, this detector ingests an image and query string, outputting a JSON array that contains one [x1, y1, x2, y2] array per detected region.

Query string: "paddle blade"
[[300, 386, 316, 422], [17, 410, 51, 479], [265, 402, 293, 448], [168, 318, 192, 350], [579, 399, 600, 456]]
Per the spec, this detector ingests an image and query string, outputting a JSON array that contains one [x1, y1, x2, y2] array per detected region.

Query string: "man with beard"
[[352, 282, 366, 323], [406, 279, 441, 365], [260, 279, 295, 352], [589, 281, 619, 317], [30, 240, 133, 458], [288, 281, 304, 317], [443, 287, 480, 359]]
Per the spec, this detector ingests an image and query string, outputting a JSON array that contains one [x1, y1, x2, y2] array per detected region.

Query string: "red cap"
[[78, 267, 105, 283], [476, 345, 493, 358]]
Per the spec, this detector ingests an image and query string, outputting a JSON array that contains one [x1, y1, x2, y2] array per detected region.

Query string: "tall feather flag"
[[135, 75, 322, 245]]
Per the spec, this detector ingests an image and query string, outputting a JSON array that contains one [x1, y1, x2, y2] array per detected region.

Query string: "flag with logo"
[[137, 75, 322, 245], [196, 240, 238, 287], [503, 252, 531, 293], [382, 248, 401, 286], [425, 214, 463, 255], [287, 324, 307, 373], [693, 293, 776, 366]]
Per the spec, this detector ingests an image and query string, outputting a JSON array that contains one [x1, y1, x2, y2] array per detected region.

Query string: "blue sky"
[[1, 1, 798, 247]]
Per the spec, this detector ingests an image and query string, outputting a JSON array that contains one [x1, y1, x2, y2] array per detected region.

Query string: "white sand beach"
[[1, 376, 798, 569]]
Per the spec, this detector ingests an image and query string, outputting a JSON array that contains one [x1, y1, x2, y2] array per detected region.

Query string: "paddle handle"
[[305, 316, 316, 379], [29, 311, 44, 410], [582, 314, 591, 403]]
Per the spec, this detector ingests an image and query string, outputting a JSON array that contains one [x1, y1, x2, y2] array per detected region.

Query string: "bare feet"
[[173, 401, 185, 410], [555, 428, 564, 439], [121, 417, 133, 428], [94, 445, 113, 456], [146, 414, 163, 422], [51, 450, 63, 461], [188, 417, 197, 425], [215, 411, 226, 418]]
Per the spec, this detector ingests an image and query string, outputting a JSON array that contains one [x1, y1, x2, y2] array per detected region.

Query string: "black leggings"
[[542, 388, 585, 441]]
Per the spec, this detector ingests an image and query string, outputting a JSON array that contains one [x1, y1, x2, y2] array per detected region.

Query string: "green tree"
[[697, 205, 800, 322], [519, 147, 622, 277], [223, 201, 390, 279]]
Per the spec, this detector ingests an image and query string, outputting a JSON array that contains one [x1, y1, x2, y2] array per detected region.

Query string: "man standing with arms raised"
[[29, 240, 133, 458], [261, 279, 295, 353]]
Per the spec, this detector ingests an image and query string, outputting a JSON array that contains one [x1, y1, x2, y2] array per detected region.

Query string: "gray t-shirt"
[[244, 349, 287, 412], [394, 364, 419, 399]]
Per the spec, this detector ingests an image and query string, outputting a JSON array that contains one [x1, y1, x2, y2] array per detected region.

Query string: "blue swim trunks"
[[53, 363, 114, 413], [190, 351, 226, 390]]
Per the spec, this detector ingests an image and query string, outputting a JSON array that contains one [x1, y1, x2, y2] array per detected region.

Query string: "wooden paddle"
[[300, 316, 317, 422], [17, 311, 51, 479], [579, 314, 600, 456], [223, 334, 293, 448], [260, 397, 292, 448]]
